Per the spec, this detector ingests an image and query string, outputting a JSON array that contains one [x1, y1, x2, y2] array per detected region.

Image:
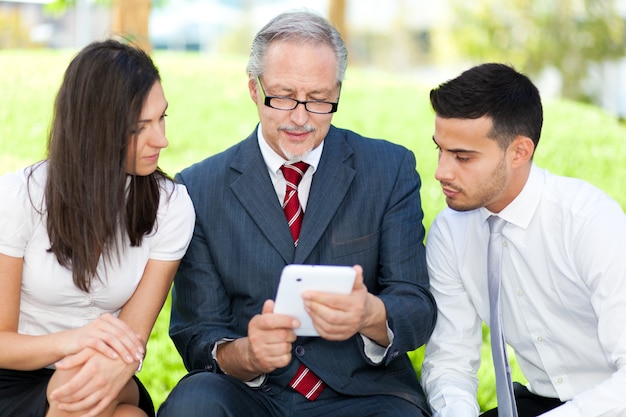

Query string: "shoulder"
[[541, 169, 622, 217], [430, 207, 477, 237], [0, 163, 47, 257], [426, 208, 484, 274], [150, 178, 195, 258], [177, 136, 253, 184], [157, 178, 194, 217], [331, 125, 411, 155], [428, 207, 487, 255], [327, 126, 416, 174], [0, 162, 46, 210]]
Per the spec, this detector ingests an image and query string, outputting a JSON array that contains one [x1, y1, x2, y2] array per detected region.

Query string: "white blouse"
[[0, 162, 195, 336]]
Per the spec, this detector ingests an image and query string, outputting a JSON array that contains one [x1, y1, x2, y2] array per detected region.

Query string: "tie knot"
[[281, 162, 309, 186], [488, 215, 506, 234]]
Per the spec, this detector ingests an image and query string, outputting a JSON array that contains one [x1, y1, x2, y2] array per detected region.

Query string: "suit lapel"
[[229, 133, 295, 263], [295, 127, 355, 263]]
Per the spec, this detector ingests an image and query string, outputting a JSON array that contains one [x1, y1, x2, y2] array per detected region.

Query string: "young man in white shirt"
[[422, 62, 626, 417]]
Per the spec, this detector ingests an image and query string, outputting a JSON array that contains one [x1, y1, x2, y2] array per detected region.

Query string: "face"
[[126, 81, 169, 176], [433, 115, 519, 213], [249, 40, 339, 161]]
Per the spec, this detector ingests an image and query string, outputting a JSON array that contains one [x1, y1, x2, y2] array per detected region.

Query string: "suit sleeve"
[[168, 169, 242, 372], [374, 148, 437, 366]]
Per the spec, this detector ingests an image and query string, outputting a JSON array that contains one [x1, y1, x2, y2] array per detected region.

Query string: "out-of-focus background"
[[2, 0, 626, 116], [1, 0, 625, 411]]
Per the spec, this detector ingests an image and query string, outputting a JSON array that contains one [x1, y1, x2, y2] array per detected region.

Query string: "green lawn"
[[1, 49, 625, 411]]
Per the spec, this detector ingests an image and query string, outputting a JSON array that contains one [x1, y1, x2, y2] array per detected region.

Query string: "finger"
[[308, 300, 346, 325], [84, 396, 114, 417], [352, 264, 365, 291], [304, 291, 351, 312], [308, 299, 361, 339], [90, 338, 126, 361], [85, 335, 136, 364], [256, 301, 300, 330], [55, 349, 92, 370], [51, 351, 104, 401], [265, 328, 298, 345], [55, 389, 108, 414], [100, 314, 146, 352], [252, 313, 300, 334], [50, 371, 93, 401], [262, 299, 274, 314], [93, 315, 145, 363], [312, 312, 356, 341], [249, 338, 293, 371]]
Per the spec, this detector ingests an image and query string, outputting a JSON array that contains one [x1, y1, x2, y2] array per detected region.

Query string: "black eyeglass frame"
[[256, 77, 340, 114]]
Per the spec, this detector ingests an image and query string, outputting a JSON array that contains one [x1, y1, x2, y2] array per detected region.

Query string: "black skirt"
[[0, 368, 155, 417]]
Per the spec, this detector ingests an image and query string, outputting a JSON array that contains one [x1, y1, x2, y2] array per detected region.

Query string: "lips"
[[440, 183, 461, 198], [283, 129, 310, 140]]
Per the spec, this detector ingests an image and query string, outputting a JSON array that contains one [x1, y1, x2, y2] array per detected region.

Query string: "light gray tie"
[[487, 216, 518, 417]]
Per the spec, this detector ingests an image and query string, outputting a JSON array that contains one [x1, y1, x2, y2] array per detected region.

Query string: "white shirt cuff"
[[360, 321, 394, 363]]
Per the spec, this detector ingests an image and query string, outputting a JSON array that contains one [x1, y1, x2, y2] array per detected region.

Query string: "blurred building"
[[150, 0, 242, 51], [0, 0, 110, 48]]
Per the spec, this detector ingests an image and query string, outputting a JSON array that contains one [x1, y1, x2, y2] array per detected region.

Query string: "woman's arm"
[[118, 258, 181, 341], [0, 253, 148, 371], [47, 258, 181, 415]]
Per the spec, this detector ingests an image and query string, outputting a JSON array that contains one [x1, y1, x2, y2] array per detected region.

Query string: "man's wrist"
[[216, 338, 260, 380]]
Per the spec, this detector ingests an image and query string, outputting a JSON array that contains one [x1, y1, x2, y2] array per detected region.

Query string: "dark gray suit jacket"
[[170, 125, 436, 412]]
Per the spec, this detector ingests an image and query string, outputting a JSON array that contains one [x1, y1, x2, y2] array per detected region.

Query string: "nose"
[[151, 123, 169, 149], [434, 152, 453, 182], [289, 101, 310, 126]]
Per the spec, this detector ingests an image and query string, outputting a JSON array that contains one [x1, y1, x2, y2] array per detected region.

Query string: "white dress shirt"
[[257, 124, 322, 211], [422, 164, 626, 417]]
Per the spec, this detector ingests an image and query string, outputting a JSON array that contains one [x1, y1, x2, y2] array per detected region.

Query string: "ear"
[[248, 77, 259, 103], [509, 135, 535, 168]]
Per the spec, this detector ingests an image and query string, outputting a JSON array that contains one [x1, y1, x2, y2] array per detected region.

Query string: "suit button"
[[262, 384, 272, 392], [295, 346, 305, 356]]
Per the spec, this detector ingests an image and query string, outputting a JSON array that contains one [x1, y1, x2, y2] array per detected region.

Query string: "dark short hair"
[[430, 63, 543, 150]]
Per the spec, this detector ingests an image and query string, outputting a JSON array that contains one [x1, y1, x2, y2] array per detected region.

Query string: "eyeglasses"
[[257, 77, 340, 114]]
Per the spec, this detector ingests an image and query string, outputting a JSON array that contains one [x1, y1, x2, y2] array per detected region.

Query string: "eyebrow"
[[266, 82, 335, 97], [138, 102, 169, 124], [432, 136, 480, 154]]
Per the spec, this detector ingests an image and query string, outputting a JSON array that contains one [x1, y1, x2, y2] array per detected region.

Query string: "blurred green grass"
[[1, 49, 625, 411]]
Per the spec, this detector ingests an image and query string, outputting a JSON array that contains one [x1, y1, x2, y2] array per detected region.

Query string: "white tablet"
[[274, 264, 356, 336]]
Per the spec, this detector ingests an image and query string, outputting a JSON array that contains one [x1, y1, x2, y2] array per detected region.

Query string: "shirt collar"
[[481, 163, 544, 229], [257, 124, 323, 175]]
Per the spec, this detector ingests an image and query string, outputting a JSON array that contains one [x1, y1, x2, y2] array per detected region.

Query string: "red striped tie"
[[280, 162, 309, 247], [289, 363, 326, 401], [280, 162, 326, 400]]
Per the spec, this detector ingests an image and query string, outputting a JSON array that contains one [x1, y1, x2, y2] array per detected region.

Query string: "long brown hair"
[[42, 39, 168, 292]]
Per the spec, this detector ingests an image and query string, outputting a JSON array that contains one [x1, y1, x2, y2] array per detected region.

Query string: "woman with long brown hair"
[[0, 39, 194, 417]]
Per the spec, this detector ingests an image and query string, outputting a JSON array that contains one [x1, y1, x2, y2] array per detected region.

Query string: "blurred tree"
[[47, 0, 164, 52], [111, 0, 151, 52], [329, 0, 347, 44], [0, 6, 34, 48], [447, 0, 626, 100]]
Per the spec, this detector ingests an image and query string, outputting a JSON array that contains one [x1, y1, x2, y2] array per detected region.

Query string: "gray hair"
[[246, 10, 348, 84]]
